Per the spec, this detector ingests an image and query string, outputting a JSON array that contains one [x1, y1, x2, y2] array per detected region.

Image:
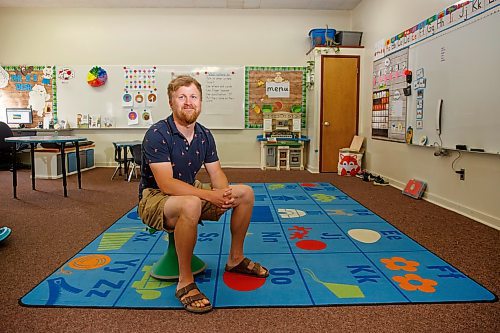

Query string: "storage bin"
[[335, 31, 363, 46], [337, 136, 365, 176], [308, 28, 336, 47], [338, 150, 363, 176]]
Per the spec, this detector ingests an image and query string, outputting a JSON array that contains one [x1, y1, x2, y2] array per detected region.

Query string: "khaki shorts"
[[138, 180, 224, 232]]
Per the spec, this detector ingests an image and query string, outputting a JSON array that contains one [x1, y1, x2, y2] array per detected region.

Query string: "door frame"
[[319, 55, 360, 172]]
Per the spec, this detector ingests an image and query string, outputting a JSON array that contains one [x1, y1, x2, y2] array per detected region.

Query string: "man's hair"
[[167, 75, 202, 101]]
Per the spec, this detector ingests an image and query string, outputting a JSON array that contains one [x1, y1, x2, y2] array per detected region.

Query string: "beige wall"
[[0, 7, 351, 168], [352, 0, 500, 229]]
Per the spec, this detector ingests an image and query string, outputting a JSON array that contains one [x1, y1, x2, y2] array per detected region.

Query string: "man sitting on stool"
[[138, 75, 268, 314]]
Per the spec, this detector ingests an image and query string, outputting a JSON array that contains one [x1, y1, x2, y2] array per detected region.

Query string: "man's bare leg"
[[225, 184, 267, 276], [163, 195, 210, 309]]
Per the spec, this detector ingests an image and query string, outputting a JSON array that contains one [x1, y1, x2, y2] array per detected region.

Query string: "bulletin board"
[[0, 65, 56, 128], [55, 65, 245, 129], [245, 66, 306, 128]]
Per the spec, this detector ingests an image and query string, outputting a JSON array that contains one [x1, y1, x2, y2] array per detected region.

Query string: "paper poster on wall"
[[146, 92, 157, 107], [57, 67, 75, 83], [141, 110, 153, 125], [124, 66, 157, 91], [0, 65, 56, 127], [372, 48, 409, 142], [127, 110, 139, 125], [134, 92, 145, 107], [122, 93, 133, 107]]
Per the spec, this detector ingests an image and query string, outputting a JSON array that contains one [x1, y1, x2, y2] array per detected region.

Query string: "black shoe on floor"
[[373, 176, 389, 186]]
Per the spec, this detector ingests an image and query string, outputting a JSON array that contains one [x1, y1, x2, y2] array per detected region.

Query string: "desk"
[[5, 136, 88, 198], [113, 140, 142, 180]]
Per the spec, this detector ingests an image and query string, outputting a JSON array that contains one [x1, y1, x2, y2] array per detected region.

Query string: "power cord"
[[451, 150, 465, 180], [451, 150, 462, 172]]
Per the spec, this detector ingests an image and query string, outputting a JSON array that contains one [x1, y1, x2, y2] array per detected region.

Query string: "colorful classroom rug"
[[21, 183, 496, 308]]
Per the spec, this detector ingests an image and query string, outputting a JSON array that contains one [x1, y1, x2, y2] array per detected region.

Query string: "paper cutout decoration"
[[134, 92, 145, 107], [29, 84, 50, 115], [16, 65, 34, 76], [122, 93, 133, 107], [58, 67, 75, 82], [42, 66, 53, 85], [146, 93, 157, 106], [0, 66, 9, 88], [128, 110, 139, 125], [142, 110, 153, 125], [402, 179, 427, 199], [87, 66, 108, 87]]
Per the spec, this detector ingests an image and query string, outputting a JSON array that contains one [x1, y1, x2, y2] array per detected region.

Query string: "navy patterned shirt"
[[139, 115, 219, 199]]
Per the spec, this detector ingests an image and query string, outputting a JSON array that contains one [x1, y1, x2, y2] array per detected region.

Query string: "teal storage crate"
[[67, 152, 77, 173], [86, 149, 94, 168], [308, 28, 336, 47], [79, 150, 87, 169]]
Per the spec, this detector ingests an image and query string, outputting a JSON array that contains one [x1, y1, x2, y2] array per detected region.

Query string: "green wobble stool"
[[150, 231, 207, 280]]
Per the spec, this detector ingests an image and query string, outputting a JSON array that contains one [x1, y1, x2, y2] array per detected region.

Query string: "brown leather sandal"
[[175, 282, 213, 314], [225, 257, 269, 278]]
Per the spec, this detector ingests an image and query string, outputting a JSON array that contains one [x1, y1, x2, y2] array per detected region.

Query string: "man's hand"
[[207, 187, 234, 211]]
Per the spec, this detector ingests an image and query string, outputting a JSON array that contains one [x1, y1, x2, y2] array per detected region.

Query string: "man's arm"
[[204, 160, 229, 189], [204, 161, 235, 208], [150, 162, 231, 208]]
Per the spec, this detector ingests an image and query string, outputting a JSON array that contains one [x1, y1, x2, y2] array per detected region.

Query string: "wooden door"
[[320, 56, 359, 172]]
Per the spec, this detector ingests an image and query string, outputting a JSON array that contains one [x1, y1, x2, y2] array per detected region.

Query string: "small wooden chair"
[[147, 228, 206, 280]]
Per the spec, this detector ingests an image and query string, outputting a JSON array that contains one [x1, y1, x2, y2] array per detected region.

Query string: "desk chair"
[[0, 122, 29, 170], [147, 228, 206, 280], [111, 142, 134, 180], [127, 144, 142, 182]]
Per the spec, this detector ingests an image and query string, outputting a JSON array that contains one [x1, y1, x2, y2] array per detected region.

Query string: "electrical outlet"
[[456, 168, 465, 180]]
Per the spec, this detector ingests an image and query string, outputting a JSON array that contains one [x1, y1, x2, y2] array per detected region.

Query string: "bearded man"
[[138, 75, 268, 313]]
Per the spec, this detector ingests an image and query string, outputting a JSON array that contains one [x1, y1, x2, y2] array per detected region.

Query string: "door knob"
[[323, 121, 330, 126]]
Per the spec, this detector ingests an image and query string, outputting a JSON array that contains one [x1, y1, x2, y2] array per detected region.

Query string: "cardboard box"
[[338, 136, 365, 176]]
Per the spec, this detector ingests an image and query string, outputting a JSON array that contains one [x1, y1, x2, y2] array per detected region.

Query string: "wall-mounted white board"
[[56, 65, 245, 129], [407, 7, 500, 154]]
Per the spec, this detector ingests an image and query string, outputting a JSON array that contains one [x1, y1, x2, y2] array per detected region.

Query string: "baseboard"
[[306, 166, 320, 173], [387, 177, 500, 231]]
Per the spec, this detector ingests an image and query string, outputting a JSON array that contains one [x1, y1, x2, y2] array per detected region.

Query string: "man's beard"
[[177, 107, 200, 125]]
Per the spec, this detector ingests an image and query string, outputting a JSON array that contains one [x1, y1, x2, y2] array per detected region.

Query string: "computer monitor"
[[5, 108, 33, 127]]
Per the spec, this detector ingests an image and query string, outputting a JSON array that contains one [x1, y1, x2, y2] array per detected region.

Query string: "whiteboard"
[[56, 65, 245, 129], [407, 8, 500, 154]]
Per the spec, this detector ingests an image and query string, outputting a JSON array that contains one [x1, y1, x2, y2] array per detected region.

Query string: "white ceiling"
[[0, 0, 362, 10]]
